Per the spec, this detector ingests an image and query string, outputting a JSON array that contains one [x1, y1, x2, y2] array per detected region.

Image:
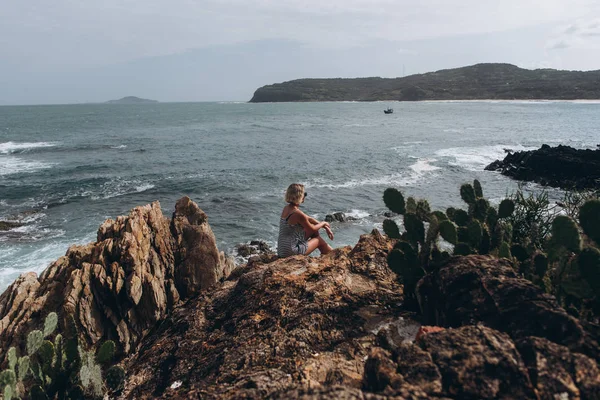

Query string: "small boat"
[[384, 108, 394, 114]]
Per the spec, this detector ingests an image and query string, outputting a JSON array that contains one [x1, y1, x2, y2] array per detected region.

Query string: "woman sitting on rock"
[[277, 183, 334, 258]]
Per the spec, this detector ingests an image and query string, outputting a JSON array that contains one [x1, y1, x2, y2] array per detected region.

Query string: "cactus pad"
[[406, 197, 417, 214], [43, 312, 58, 338], [27, 330, 44, 356], [498, 241, 512, 259], [17, 356, 30, 382], [551, 215, 581, 253], [578, 247, 600, 292], [382, 219, 401, 239], [96, 340, 116, 364], [467, 220, 482, 248], [498, 199, 515, 218], [453, 243, 471, 256], [473, 179, 483, 198], [404, 213, 425, 244], [7, 347, 17, 371], [383, 188, 405, 214], [579, 199, 600, 245], [453, 209, 469, 226], [473, 198, 489, 221], [439, 220, 458, 245], [460, 183, 476, 205]]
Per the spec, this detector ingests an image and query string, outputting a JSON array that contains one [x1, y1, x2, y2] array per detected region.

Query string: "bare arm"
[[292, 212, 334, 240], [292, 211, 329, 238]]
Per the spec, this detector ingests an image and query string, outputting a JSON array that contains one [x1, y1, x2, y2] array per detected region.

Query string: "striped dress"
[[277, 213, 308, 257]]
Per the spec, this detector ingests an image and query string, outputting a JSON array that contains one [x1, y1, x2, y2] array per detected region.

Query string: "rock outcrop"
[[2, 202, 600, 399], [121, 229, 409, 399], [485, 144, 600, 189], [0, 197, 233, 357], [119, 241, 600, 399]]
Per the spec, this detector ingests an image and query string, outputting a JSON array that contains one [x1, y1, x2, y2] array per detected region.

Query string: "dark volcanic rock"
[[416, 255, 600, 362], [325, 212, 357, 223], [485, 144, 600, 189]]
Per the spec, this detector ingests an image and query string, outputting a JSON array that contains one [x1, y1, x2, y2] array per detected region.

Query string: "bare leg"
[[305, 235, 333, 255]]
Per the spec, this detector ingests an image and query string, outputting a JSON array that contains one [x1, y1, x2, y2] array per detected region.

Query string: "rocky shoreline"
[[0, 198, 599, 399], [485, 144, 600, 190]]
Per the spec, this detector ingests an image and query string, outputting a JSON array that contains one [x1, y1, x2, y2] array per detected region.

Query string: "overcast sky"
[[1, 0, 599, 104]]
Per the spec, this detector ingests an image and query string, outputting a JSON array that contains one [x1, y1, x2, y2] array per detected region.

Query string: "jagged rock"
[[325, 212, 358, 223], [485, 144, 600, 189], [0, 221, 22, 231], [236, 240, 274, 258], [516, 336, 600, 399], [120, 230, 404, 399], [416, 255, 599, 359], [0, 197, 233, 356]]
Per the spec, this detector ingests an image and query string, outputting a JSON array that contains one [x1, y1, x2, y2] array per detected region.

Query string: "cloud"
[[1, 0, 597, 68], [548, 17, 600, 50]]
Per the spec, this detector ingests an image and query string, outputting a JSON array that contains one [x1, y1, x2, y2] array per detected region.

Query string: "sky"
[[1, 0, 599, 105]]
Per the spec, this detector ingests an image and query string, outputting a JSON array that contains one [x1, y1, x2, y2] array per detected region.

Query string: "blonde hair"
[[285, 183, 305, 205]]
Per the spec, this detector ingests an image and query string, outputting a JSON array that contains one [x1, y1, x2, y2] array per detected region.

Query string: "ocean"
[[1, 100, 599, 289]]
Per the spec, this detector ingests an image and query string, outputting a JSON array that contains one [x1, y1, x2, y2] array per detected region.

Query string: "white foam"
[[91, 180, 155, 200], [306, 158, 440, 190], [111, 145, 127, 149], [435, 144, 537, 171], [135, 183, 155, 193], [0, 141, 56, 154], [305, 173, 417, 189], [0, 157, 55, 176], [346, 209, 370, 219], [409, 158, 441, 173]]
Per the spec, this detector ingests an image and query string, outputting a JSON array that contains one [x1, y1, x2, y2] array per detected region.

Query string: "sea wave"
[[0, 157, 55, 176], [90, 180, 156, 200], [111, 145, 127, 149], [435, 144, 537, 171], [305, 158, 440, 189], [0, 141, 56, 154]]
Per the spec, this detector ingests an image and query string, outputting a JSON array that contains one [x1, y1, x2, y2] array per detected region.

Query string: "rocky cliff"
[[485, 144, 600, 189], [1, 199, 599, 399], [250, 63, 600, 102], [0, 197, 233, 357]]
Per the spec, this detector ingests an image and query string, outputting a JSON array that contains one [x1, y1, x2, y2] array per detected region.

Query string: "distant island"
[[105, 96, 158, 104], [249, 63, 600, 102]]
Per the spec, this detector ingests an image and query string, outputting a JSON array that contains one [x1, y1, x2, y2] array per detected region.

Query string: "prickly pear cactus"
[[439, 220, 457, 245], [27, 330, 44, 357], [460, 183, 476, 205], [579, 199, 600, 245], [578, 247, 600, 293], [43, 312, 58, 338], [551, 216, 581, 253], [404, 213, 425, 244], [7, 348, 17, 371], [499, 242, 512, 259], [96, 340, 116, 364], [382, 219, 401, 239], [454, 243, 471, 256], [453, 209, 469, 226], [473, 179, 484, 198], [498, 199, 515, 219], [383, 188, 405, 214]]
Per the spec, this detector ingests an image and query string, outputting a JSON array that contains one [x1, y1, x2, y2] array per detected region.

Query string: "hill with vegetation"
[[105, 96, 158, 104], [250, 63, 600, 102]]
